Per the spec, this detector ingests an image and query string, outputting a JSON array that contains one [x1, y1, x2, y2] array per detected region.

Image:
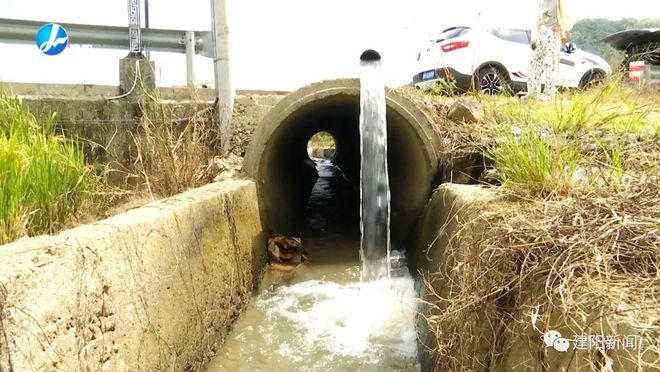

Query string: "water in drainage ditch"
[[205, 160, 420, 371]]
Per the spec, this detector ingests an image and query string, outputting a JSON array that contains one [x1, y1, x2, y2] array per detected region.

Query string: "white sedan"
[[412, 26, 611, 94]]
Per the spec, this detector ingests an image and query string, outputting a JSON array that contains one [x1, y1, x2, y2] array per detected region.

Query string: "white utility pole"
[[210, 0, 234, 155]]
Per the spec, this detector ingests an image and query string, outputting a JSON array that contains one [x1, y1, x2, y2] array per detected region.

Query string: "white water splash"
[[207, 262, 419, 371]]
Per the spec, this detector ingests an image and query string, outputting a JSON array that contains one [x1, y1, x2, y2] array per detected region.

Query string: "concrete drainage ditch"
[[0, 79, 491, 371]]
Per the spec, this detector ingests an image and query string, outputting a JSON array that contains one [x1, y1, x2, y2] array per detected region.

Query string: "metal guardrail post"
[[185, 31, 195, 87]]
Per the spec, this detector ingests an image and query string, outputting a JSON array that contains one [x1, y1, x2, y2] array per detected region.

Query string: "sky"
[[0, 0, 658, 90]]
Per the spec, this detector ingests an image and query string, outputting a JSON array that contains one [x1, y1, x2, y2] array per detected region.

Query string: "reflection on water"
[[205, 160, 419, 372]]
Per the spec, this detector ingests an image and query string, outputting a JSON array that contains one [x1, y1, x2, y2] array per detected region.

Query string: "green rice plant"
[[24, 135, 92, 234], [0, 95, 38, 139], [0, 134, 27, 243], [488, 126, 581, 197], [0, 95, 98, 244]]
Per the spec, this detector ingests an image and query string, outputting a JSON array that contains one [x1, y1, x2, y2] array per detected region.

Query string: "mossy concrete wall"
[[0, 180, 267, 371]]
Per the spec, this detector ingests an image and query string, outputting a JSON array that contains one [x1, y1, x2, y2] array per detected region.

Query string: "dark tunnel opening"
[[301, 156, 361, 262], [244, 79, 440, 253]]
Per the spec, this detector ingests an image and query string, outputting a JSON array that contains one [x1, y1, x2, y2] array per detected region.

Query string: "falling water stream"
[[205, 51, 419, 371], [359, 50, 391, 282]]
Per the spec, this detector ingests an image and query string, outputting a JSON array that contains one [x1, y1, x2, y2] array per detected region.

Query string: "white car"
[[412, 26, 611, 94]]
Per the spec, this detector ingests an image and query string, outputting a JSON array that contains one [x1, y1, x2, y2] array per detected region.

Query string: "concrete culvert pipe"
[[243, 79, 440, 249]]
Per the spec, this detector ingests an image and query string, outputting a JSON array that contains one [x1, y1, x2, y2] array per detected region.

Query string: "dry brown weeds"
[[415, 84, 659, 371], [133, 98, 220, 197], [422, 179, 659, 370]]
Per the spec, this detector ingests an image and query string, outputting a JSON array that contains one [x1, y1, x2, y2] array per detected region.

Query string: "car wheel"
[[579, 70, 605, 89], [477, 66, 509, 95]]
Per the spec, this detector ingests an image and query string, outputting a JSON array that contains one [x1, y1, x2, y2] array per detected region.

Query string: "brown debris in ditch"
[[267, 234, 310, 272]]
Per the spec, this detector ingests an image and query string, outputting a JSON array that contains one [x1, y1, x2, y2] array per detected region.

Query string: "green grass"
[[480, 80, 656, 196], [0, 95, 98, 244], [488, 127, 581, 196]]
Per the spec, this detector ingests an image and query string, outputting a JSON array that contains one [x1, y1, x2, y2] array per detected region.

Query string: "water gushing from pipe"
[[359, 49, 391, 282]]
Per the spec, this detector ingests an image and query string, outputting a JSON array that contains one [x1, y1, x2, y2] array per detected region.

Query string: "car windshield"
[[430, 27, 469, 44], [491, 29, 530, 45]]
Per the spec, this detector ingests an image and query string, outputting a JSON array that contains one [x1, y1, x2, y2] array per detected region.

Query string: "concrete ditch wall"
[[0, 180, 267, 372], [411, 183, 500, 371]]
